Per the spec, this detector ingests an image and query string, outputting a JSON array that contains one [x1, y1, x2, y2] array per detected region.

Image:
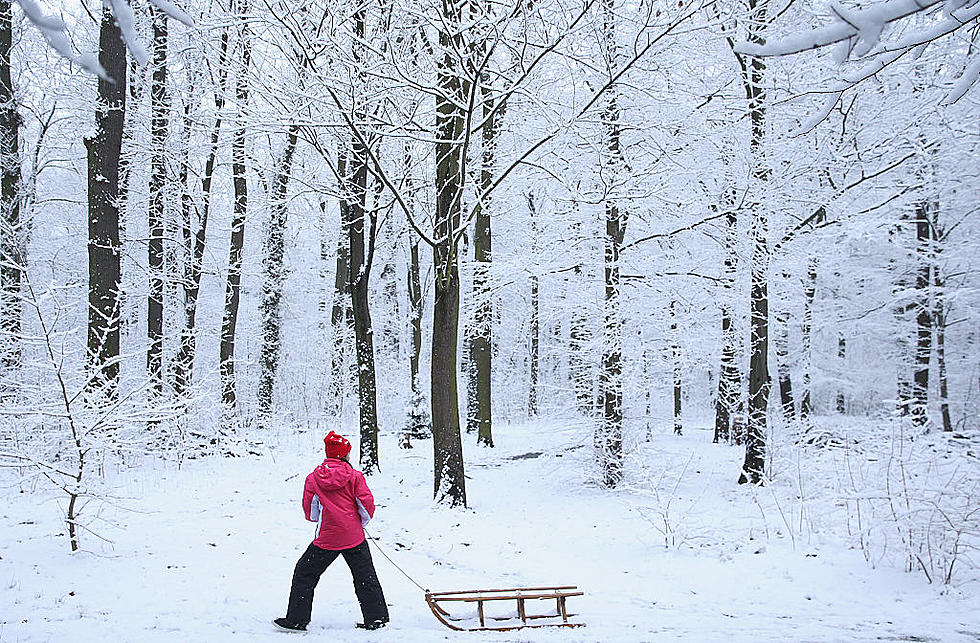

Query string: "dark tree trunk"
[[0, 0, 21, 375], [738, 0, 770, 485], [431, 10, 468, 504], [597, 0, 626, 488], [219, 10, 251, 409], [774, 306, 794, 421], [800, 257, 817, 420], [469, 81, 497, 448], [408, 237, 422, 395], [714, 204, 738, 443], [330, 150, 353, 411], [570, 294, 594, 415], [912, 202, 932, 429], [257, 125, 300, 413], [931, 215, 952, 432], [671, 301, 682, 436], [836, 333, 846, 413], [147, 7, 169, 394], [527, 194, 541, 419], [346, 8, 380, 473], [174, 29, 230, 397], [85, 8, 127, 400]]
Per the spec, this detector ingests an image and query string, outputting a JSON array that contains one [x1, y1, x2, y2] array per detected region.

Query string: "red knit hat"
[[323, 431, 352, 459]]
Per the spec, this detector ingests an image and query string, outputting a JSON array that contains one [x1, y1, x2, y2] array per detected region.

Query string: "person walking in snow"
[[274, 431, 389, 633]]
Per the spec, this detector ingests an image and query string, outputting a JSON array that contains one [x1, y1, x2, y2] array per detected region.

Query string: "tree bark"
[[773, 306, 794, 421], [431, 4, 468, 504], [931, 213, 952, 432], [714, 201, 738, 443], [597, 0, 626, 488], [469, 80, 497, 448], [528, 195, 539, 419], [147, 7, 169, 394], [738, 0, 770, 485], [0, 0, 21, 376], [85, 8, 127, 401], [799, 257, 817, 420], [219, 7, 251, 409], [912, 201, 932, 428], [257, 125, 300, 413], [671, 301, 682, 436], [836, 333, 846, 413]]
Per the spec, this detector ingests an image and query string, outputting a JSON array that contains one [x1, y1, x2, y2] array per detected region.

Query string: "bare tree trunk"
[[773, 306, 795, 421], [219, 6, 251, 409], [799, 257, 817, 420], [671, 301, 682, 436], [714, 203, 738, 443], [85, 8, 127, 401], [738, 0, 770, 485], [346, 8, 380, 473], [174, 29, 231, 397], [912, 201, 932, 429], [597, 0, 626, 488], [257, 125, 300, 414], [931, 214, 952, 432], [0, 0, 21, 376], [431, 4, 468, 504], [836, 333, 846, 413], [147, 7, 169, 394], [469, 80, 497, 448], [330, 150, 353, 413]]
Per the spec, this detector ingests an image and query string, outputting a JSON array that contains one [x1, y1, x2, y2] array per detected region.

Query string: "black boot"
[[356, 619, 389, 631], [273, 617, 308, 633]]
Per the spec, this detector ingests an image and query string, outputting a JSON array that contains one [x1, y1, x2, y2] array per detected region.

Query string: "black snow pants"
[[285, 539, 389, 627]]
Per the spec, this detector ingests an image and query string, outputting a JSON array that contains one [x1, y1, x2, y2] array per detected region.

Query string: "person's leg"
[[285, 543, 340, 625], [341, 540, 389, 624]]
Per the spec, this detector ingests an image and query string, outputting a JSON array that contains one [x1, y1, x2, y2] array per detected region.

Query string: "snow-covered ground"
[[2, 419, 979, 642]]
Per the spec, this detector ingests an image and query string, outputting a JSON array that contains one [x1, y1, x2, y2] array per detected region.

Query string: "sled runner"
[[425, 586, 584, 632]]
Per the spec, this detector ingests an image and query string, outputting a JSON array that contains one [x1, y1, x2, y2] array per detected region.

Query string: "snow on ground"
[[2, 419, 979, 642]]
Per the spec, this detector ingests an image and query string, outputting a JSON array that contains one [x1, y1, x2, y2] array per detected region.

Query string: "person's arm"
[[302, 473, 320, 522], [353, 472, 375, 527]]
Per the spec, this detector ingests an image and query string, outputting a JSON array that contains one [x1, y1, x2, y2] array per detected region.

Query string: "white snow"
[[2, 419, 979, 642]]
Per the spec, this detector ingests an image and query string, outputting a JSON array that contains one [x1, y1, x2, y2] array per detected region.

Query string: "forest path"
[[1, 419, 978, 642]]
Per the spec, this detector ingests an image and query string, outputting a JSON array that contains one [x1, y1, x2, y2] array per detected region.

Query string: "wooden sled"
[[425, 586, 584, 632]]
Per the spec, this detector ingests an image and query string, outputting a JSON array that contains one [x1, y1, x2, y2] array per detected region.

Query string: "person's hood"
[[311, 458, 356, 490]]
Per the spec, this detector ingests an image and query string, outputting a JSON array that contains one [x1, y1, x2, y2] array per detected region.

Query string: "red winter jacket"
[[302, 458, 375, 550]]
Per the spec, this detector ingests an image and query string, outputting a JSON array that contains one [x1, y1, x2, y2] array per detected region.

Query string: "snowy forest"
[[2, 0, 980, 639]]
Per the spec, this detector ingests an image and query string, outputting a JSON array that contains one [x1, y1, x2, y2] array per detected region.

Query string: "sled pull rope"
[[364, 528, 428, 593]]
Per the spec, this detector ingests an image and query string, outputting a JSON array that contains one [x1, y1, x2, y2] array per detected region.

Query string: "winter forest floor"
[[2, 418, 979, 642]]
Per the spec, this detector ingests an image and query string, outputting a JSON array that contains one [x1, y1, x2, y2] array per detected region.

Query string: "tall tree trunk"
[[528, 195, 540, 418], [330, 150, 353, 413], [147, 7, 169, 394], [912, 201, 932, 428], [219, 8, 251, 409], [738, 0, 770, 485], [0, 0, 21, 376], [671, 301, 682, 436], [469, 80, 497, 448], [714, 202, 738, 443], [85, 8, 127, 401], [174, 29, 231, 397], [431, 5, 468, 505], [257, 125, 300, 414], [569, 288, 594, 415], [799, 257, 817, 420], [836, 333, 846, 413], [773, 306, 794, 421], [347, 8, 380, 473], [931, 215, 952, 432], [597, 0, 626, 488]]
